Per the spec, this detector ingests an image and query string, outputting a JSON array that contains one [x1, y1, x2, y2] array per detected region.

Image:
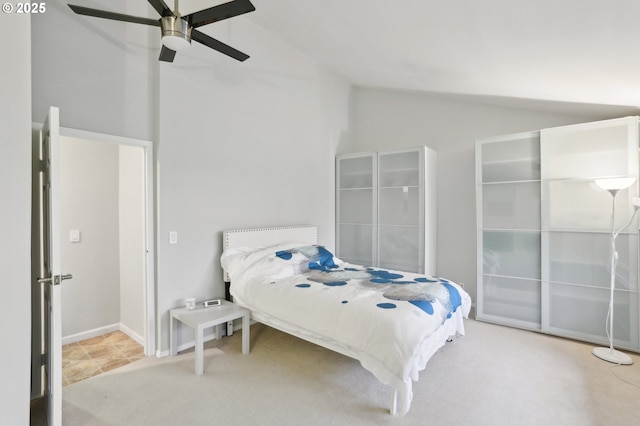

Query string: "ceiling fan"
[[68, 0, 255, 62]]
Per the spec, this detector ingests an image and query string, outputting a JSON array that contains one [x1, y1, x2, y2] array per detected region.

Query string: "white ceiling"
[[241, 0, 640, 113], [139, 1, 640, 113]]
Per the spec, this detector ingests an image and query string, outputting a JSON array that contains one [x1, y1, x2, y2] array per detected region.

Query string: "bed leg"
[[390, 389, 398, 415], [389, 383, 411, 416]]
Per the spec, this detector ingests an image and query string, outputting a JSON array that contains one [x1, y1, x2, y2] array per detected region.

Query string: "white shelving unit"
[[476, 131, 542, 330], [336, 152, 377, 267], [336, 146, 437, 274], [541, 117, 639, 351], [476, 117, 640, 352]]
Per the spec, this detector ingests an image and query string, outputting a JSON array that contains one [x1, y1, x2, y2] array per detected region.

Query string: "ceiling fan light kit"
[[161, 15, 191, 51], [68, 0, 255, 62]]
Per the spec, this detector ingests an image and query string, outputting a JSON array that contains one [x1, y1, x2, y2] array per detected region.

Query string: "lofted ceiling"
[[244, 0, 640, 114], [85, 1, 640, 114]]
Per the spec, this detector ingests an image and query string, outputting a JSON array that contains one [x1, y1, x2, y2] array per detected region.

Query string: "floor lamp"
[[592, 177, 639, 365]]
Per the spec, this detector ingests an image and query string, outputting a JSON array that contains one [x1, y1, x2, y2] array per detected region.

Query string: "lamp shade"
[[594, 177, 636, 191]]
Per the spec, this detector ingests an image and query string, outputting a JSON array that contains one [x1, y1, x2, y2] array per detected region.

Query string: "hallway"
[[62, 331, 144, 386]]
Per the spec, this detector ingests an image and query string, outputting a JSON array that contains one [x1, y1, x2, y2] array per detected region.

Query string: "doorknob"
[[37, 274, 73, 285]]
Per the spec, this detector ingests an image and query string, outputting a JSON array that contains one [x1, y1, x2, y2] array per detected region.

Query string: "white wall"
[[31, 2, 352, 354], [59, 137, 121, 337], [155, 17, 351, 351], [119, 145, 146, 338], [346, 87, 627, 303], [58, 139, 146, 343], [0, 12, 31, 425], [24, 2, 640, 420], [34, 0, 629, 357], [31, 0, 157, 142]]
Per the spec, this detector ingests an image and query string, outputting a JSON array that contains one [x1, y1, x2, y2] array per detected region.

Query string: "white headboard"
[[222, 225, 318, 282]]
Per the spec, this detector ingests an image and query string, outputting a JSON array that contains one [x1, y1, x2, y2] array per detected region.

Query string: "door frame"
[[56, 126, 156, 356]]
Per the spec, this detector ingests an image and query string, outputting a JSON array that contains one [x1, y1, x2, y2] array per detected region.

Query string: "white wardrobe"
[[336, 146, 437, 274], [476, 116, 640, 352]]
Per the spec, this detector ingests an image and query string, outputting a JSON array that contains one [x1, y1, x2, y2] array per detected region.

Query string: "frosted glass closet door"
[[378, 149, 424, 272], [476, 132, 542, 328], [541, 117, 639, 349], [337, 154, 376, 266]]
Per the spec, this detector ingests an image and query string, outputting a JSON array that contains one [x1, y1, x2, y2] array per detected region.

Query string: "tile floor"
[[62, 331, 144, 386]]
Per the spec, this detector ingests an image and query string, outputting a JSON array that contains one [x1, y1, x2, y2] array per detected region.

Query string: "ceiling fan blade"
[[191, 29, 249, 61], [187, 0, 255, 28], [159, 46, 177, 62], [147, 0, 173, 17], [68, 5, 160, 26]]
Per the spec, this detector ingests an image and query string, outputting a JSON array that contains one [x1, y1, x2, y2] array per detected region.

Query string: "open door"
[[34, 107, 72, 426]]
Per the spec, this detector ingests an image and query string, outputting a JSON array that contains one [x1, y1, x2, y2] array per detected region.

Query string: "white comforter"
[[221, 244, 471, 414]]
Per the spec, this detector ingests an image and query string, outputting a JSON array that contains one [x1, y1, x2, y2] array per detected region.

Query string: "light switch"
[[70, 230, 81, 243], [169, 231, 178, 244]]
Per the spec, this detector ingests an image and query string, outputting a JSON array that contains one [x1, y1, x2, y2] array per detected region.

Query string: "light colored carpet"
[[62, 319, 640, 425]]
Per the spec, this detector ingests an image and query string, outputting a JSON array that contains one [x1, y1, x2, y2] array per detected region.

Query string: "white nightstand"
[[169, 300, 250, 375]]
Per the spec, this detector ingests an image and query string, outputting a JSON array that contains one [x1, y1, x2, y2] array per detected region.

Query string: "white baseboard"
[[119, 323, 144, 346], [155, 333, 220, 358], [62, 324, 120, 345], [62, 323, 144, 346], [156, 321, 242, 358]]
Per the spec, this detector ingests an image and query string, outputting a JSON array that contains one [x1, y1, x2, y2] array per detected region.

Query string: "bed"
[[220, 225, 471, 416]]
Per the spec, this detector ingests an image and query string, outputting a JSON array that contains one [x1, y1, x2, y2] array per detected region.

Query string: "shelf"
[[341, 170, 372, 175], [482, 158, 540, 165], [476, 312, 541, 331], [483, 273, 540, 281], [477, 117, 640, 351], [378, 185, 420, 189], [481, 300, 541, 325], [378, 261, 421, 274], [379, 167, 419, 173], [548, 289, 638, 347], [481, 228, 540, 232], [481, 156, 540, 183], [337, 147, 435, 275], [481, 180, 541, 185]]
